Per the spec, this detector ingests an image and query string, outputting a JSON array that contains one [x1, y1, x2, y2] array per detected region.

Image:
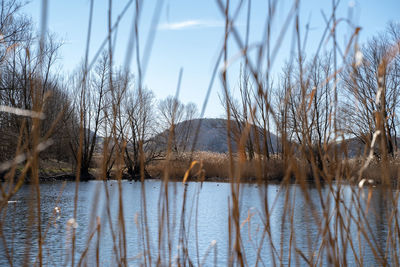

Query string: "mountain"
[[152, 118, 279, 154]]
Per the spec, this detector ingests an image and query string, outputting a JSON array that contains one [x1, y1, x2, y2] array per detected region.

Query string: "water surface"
[[0, 180, 397, 266]]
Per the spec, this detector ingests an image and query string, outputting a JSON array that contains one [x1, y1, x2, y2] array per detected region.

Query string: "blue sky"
[[22, 0, 400, 118]]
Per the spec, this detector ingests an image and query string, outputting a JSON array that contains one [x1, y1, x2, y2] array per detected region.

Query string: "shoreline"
[[4, 173, 326, 185]]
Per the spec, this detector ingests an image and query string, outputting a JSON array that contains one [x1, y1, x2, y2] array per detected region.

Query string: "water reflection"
[[0, 181, 398, 265]]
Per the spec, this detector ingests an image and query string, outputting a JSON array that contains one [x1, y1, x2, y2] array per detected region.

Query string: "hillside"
[[337, 136, 400, 158], [152, 118, 279, 154]]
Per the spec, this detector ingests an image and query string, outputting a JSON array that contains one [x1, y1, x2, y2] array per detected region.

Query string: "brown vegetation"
[[148, 152, 292, 182], [1, 0, 400, 266]]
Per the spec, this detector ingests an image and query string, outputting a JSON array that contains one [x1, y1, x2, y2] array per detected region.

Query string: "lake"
[[0, 180, 397, 266]]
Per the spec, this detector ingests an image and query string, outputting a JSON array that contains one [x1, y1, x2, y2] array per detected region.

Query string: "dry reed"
[[0, 0, 400, 266]]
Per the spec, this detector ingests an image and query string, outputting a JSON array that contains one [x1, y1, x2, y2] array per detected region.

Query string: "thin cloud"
[[158, 20, 224, 30]]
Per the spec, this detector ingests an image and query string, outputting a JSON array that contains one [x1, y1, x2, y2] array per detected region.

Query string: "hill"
[[152, 118, 279, 154]]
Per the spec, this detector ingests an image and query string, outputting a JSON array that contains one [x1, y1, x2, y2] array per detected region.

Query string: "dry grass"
[[1, 0, 400, 266], [26, 152, 400, 185], [345, 157, 400, 184], [148, 152, 303, 182]]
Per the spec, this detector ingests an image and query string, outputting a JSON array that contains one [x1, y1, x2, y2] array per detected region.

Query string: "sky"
[[22, 0, 400, 118]]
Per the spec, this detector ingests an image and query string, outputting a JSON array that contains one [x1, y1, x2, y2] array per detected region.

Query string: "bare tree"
[[123, 87, 157, 179], [176, 102, 198, 152], [157, 96, 198, 156], [276, 54, 334, 171], [222, 66, 258, 160], [274, 62, 296, 163], [0, 28, 65, 163], [0, 0, 31, 62], [341, 23, 400, 157], [68, 52, 110, 179], [158, 96, 184, 129]]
